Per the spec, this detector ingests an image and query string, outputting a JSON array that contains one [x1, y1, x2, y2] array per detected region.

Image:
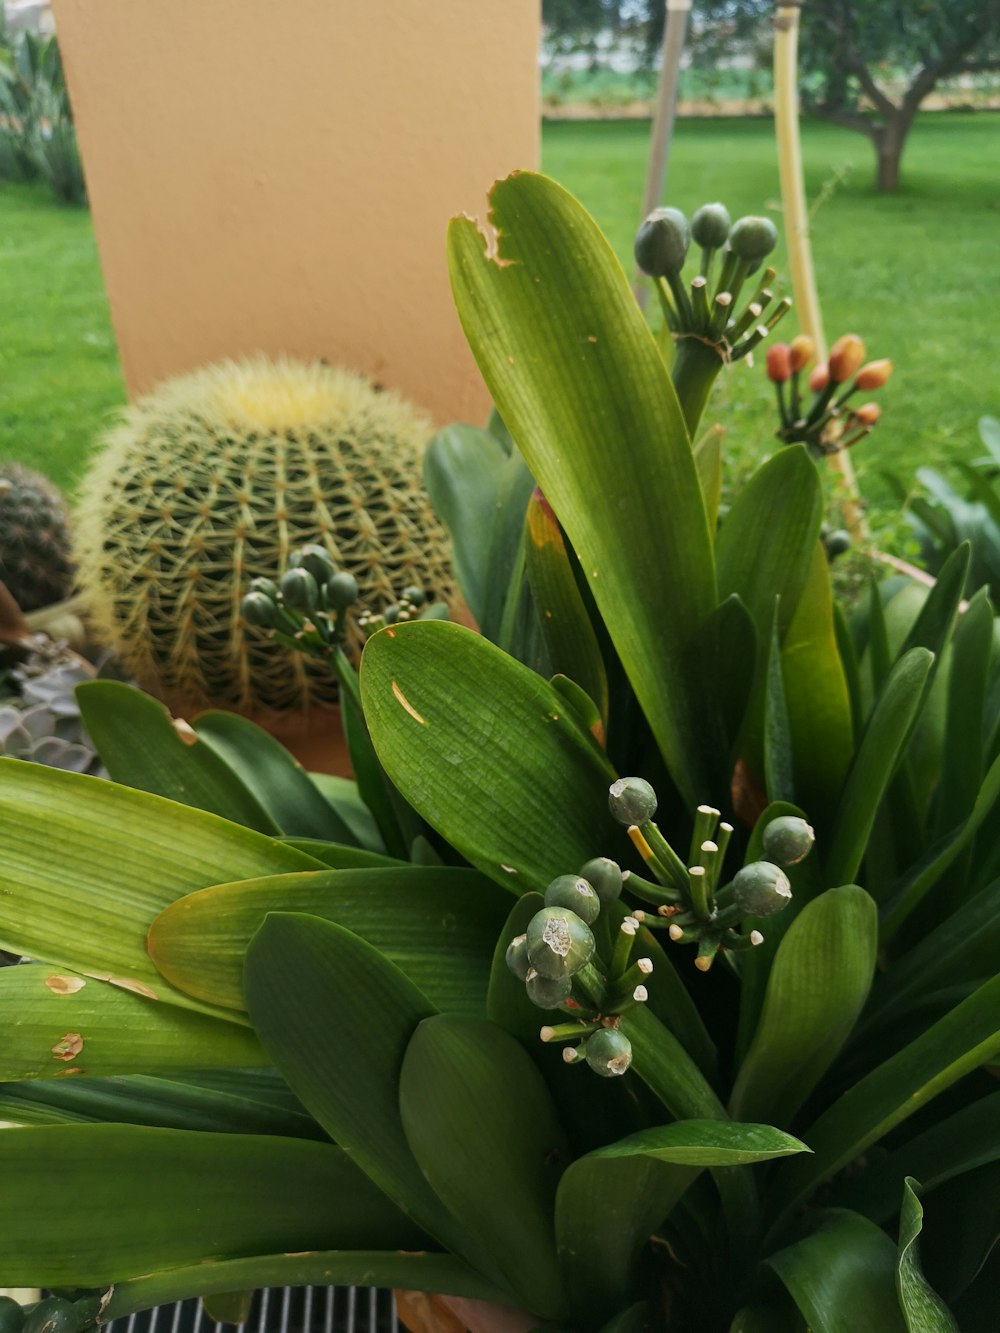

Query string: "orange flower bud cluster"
[[768, 328, 892, 457]]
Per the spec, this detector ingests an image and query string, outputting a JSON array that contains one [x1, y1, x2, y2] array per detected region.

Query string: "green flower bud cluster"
[[240, 542, 361, 662], [606, 781, 813, 973], [633, 201, 790, 362], [506, 859, 646, 1078], [241, 546, 447, 662], [0, 1294, 84, 1333], [355, 583, 449, 640]]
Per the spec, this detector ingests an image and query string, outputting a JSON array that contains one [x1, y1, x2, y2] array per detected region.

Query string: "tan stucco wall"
[[53, 0, 539, 425]]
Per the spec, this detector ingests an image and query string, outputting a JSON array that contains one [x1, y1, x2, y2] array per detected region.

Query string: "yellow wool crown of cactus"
[[75, 356, 455, 713]]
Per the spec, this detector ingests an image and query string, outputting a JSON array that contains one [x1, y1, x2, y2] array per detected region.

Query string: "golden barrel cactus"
[[75, 357, 454, 712]]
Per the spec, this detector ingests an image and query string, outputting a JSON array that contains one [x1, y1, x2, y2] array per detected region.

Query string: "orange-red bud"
[[766, 343, 793, 383], [854, 402, 881, 426], [854, 358, 893, 391], [828, 334, 866, 383], [809, 363, 829, 392], [789, 334, 815, 372]]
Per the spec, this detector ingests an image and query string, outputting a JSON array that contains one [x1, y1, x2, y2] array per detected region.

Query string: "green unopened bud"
[[0, 1297, 23, 1333], [248, 576, 280, 601], [280, 567, 319, 612], [241, 591, 279, 627], [544, 873, 601, 925], [289, 543, 336, 584], [584, 1027, 633, 1078], [634, 207, 691, 277], [728, 215, 778, 263], [691, 202, 731, 249], [402, 584, 427, 607], [526, 906, 596, 980], [505, 933, 531, 982], [525, 971, 574, 1009], [579, 856, 623, 904], [732, 861, 792, 917], [326, 571, 360, 610], [383, 604, 401, 625], [609, 776, 657, 826], [761, 815, 815, 866], [824, 529, 852, 559], [21, 1297, 77, 1333]]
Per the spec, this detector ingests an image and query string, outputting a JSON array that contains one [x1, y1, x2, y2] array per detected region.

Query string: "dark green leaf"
[[0, 1124, 427, 1286], [423, 423, 512, 623], [448, 171, 717, 805], [729, 886, 877, 1128], [825, 648, 934, 888], [764, 603, 795, 804], [400, 1015, 570, 1321], [76, 682, 278, 833], [89, 1253, 511, 1328], [582, 1120, 810, 1167], [525, 489, 609, 725], [360, 621, 616, 893], [307, 772, 386, 852], [769, 971, 1000, 1226], [244, 913, 503, 1289], [768, 1210, 906, 1332], [192, 711, 359, 844]]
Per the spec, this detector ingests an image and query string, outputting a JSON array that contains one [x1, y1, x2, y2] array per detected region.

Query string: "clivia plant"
[[0, 174, 997, 1333]]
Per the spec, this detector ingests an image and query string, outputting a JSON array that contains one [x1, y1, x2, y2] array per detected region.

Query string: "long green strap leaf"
[[360, 621, 616, 893], [768, 1210, 907, 1333], [729, 886, 877, 1128], [400, 1015, 569, 1322], [0, 964, 265, 1080], [525, 488, 609, 726], [0, 1124, 427, 1287], [192, 710, 360, 844], [86, 1253, 515, 1328], [769, 970, 1000, 1227], [0, 761, 319, 1016], [825, 648, 934, 888], [149, 867, 509, 1014], [244, 913, 514, 1300], [75, 681, 280, 833], [447, 171, 717, 805]]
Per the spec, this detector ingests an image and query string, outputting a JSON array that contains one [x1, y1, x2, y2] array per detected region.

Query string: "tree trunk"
[[871, 105, 918, 192]]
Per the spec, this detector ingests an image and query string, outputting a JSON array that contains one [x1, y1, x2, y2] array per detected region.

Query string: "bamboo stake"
[[634, 0, 692, 309], [773, 2, 865, 537]]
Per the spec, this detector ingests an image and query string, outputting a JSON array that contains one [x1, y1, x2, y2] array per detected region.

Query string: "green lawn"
[[0, 111, 997, 518]]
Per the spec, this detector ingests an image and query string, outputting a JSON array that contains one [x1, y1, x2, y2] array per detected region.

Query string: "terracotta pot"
[[395, 1291, 536, 1333]]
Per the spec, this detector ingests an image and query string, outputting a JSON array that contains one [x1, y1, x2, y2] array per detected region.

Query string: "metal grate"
[[91, 1288, 401, 1333]]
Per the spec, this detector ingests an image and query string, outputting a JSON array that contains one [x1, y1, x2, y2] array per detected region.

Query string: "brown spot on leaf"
[[45, 974, 86, 996], [51, 1033, 84, 1061], [56, 1066, 86, 1076]]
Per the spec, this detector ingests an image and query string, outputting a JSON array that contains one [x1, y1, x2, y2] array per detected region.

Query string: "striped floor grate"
[[90, 1288, 401, 1333]]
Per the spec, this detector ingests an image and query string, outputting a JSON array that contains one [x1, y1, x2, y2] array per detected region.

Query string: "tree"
[[796, 0, 1000, 191], [547, 0, 1000, 192]]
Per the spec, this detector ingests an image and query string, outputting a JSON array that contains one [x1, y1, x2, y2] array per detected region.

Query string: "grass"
[[0, 111, 997, 521], [0, 181, 123, 490]]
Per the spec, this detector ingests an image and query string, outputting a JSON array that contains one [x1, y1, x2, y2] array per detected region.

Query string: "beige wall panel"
[[53, 0, 539, 424]]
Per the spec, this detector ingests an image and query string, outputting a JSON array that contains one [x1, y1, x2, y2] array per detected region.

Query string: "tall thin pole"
[[773, 1, 863, 534], [634, 0, 692, 308]]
